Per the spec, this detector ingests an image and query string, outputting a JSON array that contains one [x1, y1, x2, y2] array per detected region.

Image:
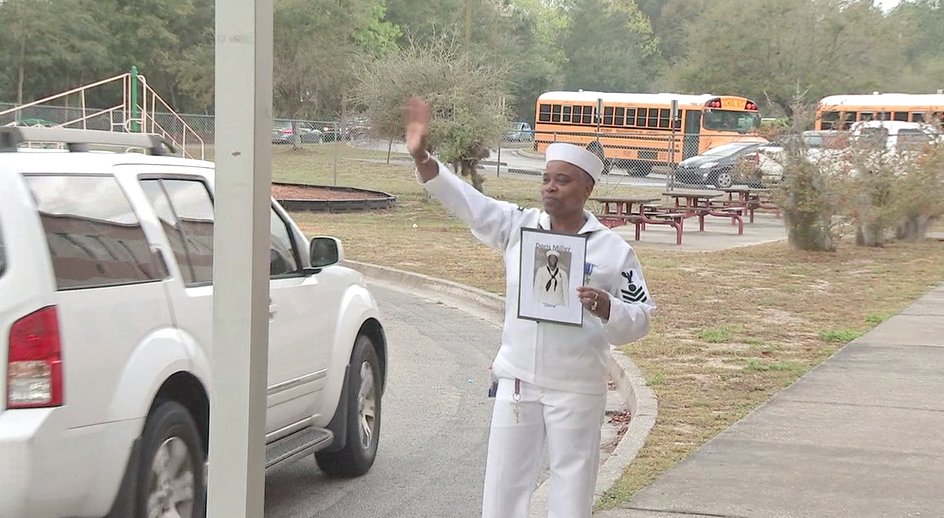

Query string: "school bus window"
[[603, 106, 614, 125], [673, 117, 682, 130], [551, 104, 562, 123], [572, 105, 582, 123], [538, 104, 551, 122], [647, 109, 659, 128], [912, 112, 925, 122], [633, 108, 644, 126], [562, 105, 572, 123], [893, 112, 908, 122], [841, 112, 856, 129], [821, 111, 840, 130], [860, 112, 875, 122], [582, 108, 593, 124], [615, 107, 625, 126], [658, 109, 670, 128], [626, 109, 636, 126]]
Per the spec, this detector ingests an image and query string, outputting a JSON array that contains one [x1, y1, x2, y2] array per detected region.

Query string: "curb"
[[342, 259, 658, 509], [514, 148, 545, 160]]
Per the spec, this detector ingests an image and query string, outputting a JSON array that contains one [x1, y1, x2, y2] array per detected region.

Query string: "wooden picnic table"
[[591, 195, 660, 217], [663, 189, 744, 234], [590, 195, 685, 245]]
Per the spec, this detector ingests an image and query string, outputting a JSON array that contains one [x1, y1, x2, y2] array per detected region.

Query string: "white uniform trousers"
[[481, 375, 607, 518]]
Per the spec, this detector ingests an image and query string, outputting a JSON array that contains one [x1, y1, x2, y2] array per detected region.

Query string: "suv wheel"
[[316, 335, 382, 477], [137, 402, 206, 518]]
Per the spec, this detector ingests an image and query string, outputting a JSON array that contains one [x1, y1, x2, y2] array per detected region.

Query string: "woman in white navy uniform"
[[405, 97, 655, 518]]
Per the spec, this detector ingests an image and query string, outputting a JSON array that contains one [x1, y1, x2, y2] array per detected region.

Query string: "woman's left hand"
[[577, 286, 610, 320]]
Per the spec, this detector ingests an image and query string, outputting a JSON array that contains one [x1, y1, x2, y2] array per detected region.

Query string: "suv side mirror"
[[310, 236, 343, 268]]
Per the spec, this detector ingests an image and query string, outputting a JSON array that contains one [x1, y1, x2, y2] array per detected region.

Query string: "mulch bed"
[[271, 183, 387, 201]]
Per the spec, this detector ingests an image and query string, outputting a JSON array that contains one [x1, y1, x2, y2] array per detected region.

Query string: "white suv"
[[0, 128, 387, 518]]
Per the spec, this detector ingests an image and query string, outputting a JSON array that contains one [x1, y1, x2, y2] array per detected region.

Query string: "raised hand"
[[404, 96, 438, 181], [405, 96, 431, 160]]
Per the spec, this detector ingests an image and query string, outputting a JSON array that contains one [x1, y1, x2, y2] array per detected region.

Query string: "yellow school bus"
[[534, 91, 763, 175], [816, 93, 944, 130]]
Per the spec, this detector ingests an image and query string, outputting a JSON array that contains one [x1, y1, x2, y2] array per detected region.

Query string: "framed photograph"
[[517, 227, 588, 326]]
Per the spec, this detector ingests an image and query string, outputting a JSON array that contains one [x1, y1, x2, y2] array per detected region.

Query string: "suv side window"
[[141, 179, 215, 285], [142, 178, 302, 280], [25, 175, 164, 290], [270, 208, 300, 276]]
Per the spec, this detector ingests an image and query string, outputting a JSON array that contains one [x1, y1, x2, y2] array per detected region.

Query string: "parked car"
[[272, 120, 323, 144], [320, 118, 370, 142], [3, 118, 60, 128], [504, 122, 533, 142], [675, 141, 779, 188], [0, 127, 387, 518]]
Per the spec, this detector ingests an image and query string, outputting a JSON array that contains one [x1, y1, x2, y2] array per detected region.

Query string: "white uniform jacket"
[[422, 162, 655, 394]]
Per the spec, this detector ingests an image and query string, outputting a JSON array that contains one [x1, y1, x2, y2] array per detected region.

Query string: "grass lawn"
[[275, 143, 944, 507]]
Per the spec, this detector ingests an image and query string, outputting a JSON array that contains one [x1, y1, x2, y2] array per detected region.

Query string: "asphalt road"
[[263, 283, 500, 518]]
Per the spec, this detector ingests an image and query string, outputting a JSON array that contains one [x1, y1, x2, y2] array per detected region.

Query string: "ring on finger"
[[591, 300, 598, 311], [594, 292, 599, 301]]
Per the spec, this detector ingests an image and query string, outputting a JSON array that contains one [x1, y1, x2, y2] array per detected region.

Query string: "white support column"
[[208, 1, 273, 517]]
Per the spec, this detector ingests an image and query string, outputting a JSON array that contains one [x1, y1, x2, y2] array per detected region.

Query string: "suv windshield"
[[897, 129, 935, 151]]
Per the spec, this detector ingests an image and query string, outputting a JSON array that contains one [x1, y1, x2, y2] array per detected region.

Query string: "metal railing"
[[0, 71, 205, 159]]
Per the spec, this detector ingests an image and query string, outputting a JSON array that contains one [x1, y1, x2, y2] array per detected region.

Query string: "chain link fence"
[[1, 101, 378, 170], [504, 128, 775, 189], [1, 101, 370, 146], [1, 102, 776, 189]]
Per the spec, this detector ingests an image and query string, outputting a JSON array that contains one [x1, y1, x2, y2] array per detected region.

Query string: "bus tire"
[[627, 161, 653, 177], [585, 142, 610, 175]]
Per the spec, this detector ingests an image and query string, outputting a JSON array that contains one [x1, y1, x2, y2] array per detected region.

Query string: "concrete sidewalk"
[[597, 283, 944, 517]]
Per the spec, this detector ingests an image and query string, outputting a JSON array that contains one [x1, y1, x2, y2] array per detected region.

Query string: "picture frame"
[[517, 227, 588, 326]]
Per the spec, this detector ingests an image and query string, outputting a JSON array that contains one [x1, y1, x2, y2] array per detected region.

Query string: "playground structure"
[[0, 66, 205, 159]]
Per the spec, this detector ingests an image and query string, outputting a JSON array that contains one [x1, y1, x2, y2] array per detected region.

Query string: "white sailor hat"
[[546, 249, 560, 258], [545, 142, 604, 183]]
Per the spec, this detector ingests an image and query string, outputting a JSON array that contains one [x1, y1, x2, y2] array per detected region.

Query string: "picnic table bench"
[[663, 189, 744, 235]]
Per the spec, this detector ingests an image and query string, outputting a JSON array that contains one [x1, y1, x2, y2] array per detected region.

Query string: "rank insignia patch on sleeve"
[[620, 271, 648, 303]]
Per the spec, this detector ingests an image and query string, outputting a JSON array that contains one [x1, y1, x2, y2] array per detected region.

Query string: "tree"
[[273, 0, 399, 139], [500, 0, 569, 123], [884, 0, 944, 93], [99, 0, 203, 109], [355, 37, 510, 192], [663, 0, 899, 115], [558, 0, 660, 93], [0, 0, 109, 105], [773, 99, 845, 251]]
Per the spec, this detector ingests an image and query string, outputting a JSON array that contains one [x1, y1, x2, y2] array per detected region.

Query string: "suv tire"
[[316, 335, 382, 477], [137, 401, 206, 518]]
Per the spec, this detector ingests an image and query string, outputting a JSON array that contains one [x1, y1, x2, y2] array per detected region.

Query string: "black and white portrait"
[[518, 228, 587, 326], [532, 248, 571, 307]]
